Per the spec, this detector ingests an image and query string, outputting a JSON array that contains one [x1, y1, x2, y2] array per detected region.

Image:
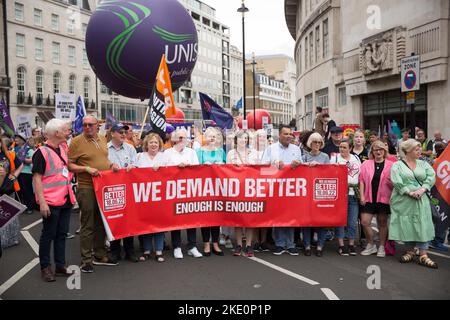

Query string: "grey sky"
[[200, 0, 295, 57]]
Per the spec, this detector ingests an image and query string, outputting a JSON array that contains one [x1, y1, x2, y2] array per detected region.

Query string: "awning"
[[37, 111, 55, 124]]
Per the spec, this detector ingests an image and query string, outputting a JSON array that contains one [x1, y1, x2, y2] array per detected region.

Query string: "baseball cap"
[[330, 126, 343, 134], [111, 123, 130, 132], [165, 124, 175, 134]]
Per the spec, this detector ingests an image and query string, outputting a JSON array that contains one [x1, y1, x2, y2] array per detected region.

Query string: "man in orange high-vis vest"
[[33, 119, 75, 282]]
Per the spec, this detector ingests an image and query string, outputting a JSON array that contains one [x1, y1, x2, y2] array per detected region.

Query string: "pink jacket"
[[359, 159, 394, 204]]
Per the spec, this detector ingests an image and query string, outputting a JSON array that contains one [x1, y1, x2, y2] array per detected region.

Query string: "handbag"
[[384, 240, 396, 256], [401, 160, 440, 222]]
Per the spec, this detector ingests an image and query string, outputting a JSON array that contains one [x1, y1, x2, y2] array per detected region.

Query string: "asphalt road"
[[1, 211, 449, 300]]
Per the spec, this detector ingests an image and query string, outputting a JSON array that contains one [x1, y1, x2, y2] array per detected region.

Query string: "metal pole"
[[252, 53, 256, 129], [242, 14, 246, 120]]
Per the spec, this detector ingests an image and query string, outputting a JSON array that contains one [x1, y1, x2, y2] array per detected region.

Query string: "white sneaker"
[[174, 248, 183, 259], [219, 237, 226, 246], [187, 247, 203, 258], [377, 245, 386, 258], [361, 243, 378, 256], [225, 239, 233, 249]]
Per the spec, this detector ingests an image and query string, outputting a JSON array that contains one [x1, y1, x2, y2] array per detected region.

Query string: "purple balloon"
[[86, 0, 198, 100]]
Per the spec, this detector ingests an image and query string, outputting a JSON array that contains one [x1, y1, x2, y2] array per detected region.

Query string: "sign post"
[[401, 55, 420, 137]]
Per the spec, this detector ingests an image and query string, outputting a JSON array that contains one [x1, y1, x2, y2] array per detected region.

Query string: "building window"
[[35, 38, 44, 60], [339, 87, 347, 106], [53, 72, 61, 94], [82, 23, 87, 37], [305, 94, 313, 129], [316, 88, 328, 109], [36, 70, 44, 103], [34, 8, 43, 26], [82, 48, 89, 67], [69, 74, 76, 94], [84, 77, 90, 103], [305, 37, 308, 69], [67, 18, 75, 34], [16, 34, 25, 57], [52, 42, 60, 63], [315, 26, 320, 62], [17, 67, 26, 98], [68, 46, 76, 66], [323, 19, 329, 58], [51, 14, 59, 31], [309, 31, 313, 66], [15, 3, 24, 21]]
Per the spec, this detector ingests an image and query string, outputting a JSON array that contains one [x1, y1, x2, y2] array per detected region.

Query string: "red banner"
[[93, 164, 348, 240]]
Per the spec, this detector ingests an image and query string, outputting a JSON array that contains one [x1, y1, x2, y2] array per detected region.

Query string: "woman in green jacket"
[[389, 139, 437, 269]]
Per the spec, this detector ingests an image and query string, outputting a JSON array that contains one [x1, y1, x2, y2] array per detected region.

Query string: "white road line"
[[428, 251, 450, 259], [21, 219, 42, 231], [21, 231, 40, 256], [248, 256, 320, 286], [0, 258, 39, 297], [321, 288, 340, 300]]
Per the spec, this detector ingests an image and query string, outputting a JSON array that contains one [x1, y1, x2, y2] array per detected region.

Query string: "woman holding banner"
[[226, 130, 258, 257], [196, 127, 226, 256], [359, 140, 394, 258], [330, 138, 361, 256], [389, 139, 437, 269], [302, 133, 330, 257], [136, 133, 166, 262], [163, 128, 203, 259]]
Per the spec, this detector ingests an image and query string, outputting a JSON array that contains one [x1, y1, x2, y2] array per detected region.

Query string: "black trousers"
[[110, 237, 135, 256], [18, 173, 36, 210], [171, 228, 197, 250], [201, 227, 220, 243]]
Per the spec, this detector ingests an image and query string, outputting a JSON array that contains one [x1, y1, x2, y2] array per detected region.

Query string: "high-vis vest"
[[6, 151, 20, 192], [36, 144, 75, 207]]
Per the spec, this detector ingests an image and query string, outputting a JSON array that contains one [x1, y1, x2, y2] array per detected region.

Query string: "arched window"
[[17, 66, 26, 99], [83, 77, 90, 104], [53, 72, 61, 94], [69, 74, 76, 94], [36, 70, 44, 104]]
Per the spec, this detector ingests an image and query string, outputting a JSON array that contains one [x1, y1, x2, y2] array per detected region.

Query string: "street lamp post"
[[251, 52, 256, 129], [237, 0, 248, 120]]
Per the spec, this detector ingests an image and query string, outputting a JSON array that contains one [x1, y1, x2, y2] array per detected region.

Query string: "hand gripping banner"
[[93, 164, 348, 240]]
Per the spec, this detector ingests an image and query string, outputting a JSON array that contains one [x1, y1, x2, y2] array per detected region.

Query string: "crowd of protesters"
[[0, 108, 448, 282]]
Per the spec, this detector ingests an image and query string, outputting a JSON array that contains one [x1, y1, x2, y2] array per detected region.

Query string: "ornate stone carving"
[[360, 32, 394, 75]]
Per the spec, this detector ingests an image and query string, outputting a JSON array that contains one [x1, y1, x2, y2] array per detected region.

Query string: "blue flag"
[[105, 111, 118, 130], [73, 96, 86, 135], [235, 97, 243, 109], [199, 93, 233, 129]]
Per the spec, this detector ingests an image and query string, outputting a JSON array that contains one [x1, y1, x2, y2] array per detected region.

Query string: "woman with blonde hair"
[[301, 132, 330, 256], [197, 127, 225, 256], [135, 133, 166, 262], [389, 139, 437, 268], [359, 140, 394, 257]]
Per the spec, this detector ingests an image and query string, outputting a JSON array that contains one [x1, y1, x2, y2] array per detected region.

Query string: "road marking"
[[428, 251, 450, 259], [22, 219, 42, 231], [321, 288, 340, 300], [248, 256, 320, 286], [0, 258, 39, 297], [21, 231, 40, 256]]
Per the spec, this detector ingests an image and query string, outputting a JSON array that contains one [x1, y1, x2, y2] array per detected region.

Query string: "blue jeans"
[[406, 241, 429, 250], [302, 228, 327, 248], [273, 227, 295, 249], [142, 232, 165, 252], [39, 206, 72, 269], [335, 195, 359, 240]]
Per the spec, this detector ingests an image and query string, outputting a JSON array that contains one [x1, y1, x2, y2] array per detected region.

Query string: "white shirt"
[[162, 147, 199, 166], [330, 154, 361, 195], [136, 152, 165, 168], [261, 142, 303, 165], [226, 148, 258, 165]]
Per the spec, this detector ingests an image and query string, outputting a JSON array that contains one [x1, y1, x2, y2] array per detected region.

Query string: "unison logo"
[[87, 0, 198, 98]]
